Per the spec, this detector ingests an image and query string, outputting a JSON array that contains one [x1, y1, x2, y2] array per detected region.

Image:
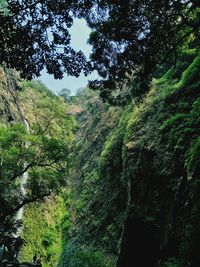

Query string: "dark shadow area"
[[117, 216, 160, 267]]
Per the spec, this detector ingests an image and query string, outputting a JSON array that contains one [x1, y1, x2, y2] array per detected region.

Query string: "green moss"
[[69, 250, 115, 267], [186, 137, 200, 178], [176, 53, 200, 89], [157, 68, 174, 83], [160, 258, 180, 267], [20, 196, 68, 267]]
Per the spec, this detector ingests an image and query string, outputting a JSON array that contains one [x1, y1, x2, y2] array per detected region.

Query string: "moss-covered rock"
[[20, 196, 68, 267], [65, 52, 200, 267], [0, 67, 23, 124]]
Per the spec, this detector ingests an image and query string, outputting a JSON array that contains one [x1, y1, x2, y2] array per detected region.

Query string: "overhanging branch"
[[3, 191, 52, 219]]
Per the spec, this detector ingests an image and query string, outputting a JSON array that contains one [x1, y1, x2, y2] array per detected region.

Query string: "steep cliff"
[[116, 51, 200, 267], [0, 66, 23, 123], [64, 49, 200, 267], [61, 89, 123, 267]]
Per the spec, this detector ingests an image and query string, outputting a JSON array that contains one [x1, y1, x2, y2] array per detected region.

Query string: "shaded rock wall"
[[65, 52, 200, 267], [0, 67, 23, 123]]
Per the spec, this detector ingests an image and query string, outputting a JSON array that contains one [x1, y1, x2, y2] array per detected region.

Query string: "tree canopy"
[[85, 0, 200, 101], [59, 88, 71, 102], [0, 1, 200, 101], [0, 0, 91, 79]]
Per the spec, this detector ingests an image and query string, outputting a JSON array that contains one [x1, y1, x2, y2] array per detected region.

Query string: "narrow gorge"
[[1, 47, 200, 266], [0, 1, 200, 267]]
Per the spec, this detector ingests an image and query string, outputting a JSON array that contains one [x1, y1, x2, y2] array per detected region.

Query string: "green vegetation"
[[69, 250, 114, 267], [1, 1, 200, 103], [63, 49, 200, 266], [1, 3, 200, 267], [20, 195, 70, 267], [16, 81, 74, 266], [0, 0, 8, 15], [0, 79, 74, 267]]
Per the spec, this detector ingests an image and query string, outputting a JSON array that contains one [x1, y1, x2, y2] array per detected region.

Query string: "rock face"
[[65, 51, 200, 267], [116, 54, 200, 267], [0, 67, 23, 123], [61, 90, 124, 266]]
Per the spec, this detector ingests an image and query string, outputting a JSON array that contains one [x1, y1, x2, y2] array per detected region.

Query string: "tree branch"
[[3, 191, 52, 219], [160, 21, 200, 66]]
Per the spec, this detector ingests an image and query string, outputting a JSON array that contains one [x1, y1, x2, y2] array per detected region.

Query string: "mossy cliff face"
[[107, 54, 200, 267], [63, 90, 124, 267], [65, 51, 200, 267], [20, 195, 68, 267], [0, 67, 23, 123], [117, 52, 200, 267]]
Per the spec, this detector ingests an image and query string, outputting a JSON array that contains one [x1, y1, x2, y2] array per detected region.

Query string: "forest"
[[0, 0, 200, 267]]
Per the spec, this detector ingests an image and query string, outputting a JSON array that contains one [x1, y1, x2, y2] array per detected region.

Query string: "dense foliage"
[[63, 46, 200, 266], [0, 80, 74, 237], [59, 88, 121, 267], [0, 1, 200, 101], [86, 0, 200, 101], [0, 1, 200, 267], [20, 195, 70, 267], [0, 0, 91, 79]]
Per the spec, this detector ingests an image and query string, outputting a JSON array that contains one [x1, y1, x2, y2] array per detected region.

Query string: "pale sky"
[[38, 19, 99, 95]]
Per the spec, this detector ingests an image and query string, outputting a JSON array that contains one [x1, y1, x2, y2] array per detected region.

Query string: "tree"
[[0, 81, 75, 235], [0, 0, 8, 15], [0, 0, 91, 79], [83, 0, 200, 101], [1, 1, 200, 102], [0, 123, 70, 231], [59, 88, 71, 102]]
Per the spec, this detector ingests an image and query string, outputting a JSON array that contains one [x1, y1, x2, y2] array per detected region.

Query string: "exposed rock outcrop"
[[0, 67, 23, 124]]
